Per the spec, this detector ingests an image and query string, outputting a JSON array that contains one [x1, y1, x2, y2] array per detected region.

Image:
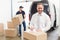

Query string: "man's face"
[[37, 4, 44, 14], [19, 8, 23, 11]]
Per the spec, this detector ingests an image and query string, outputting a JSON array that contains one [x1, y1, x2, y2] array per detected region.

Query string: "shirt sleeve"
[[23, 11, 25, 15], [30, 15, 35, 27], [42, 15, 51, 32], [16, 11, 19, 15]]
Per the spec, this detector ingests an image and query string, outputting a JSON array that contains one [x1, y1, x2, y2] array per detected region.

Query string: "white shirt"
[[30, 12, 51, 32]]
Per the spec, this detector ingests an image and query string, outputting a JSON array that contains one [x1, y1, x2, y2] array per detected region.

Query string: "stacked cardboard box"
[[5, 29, 17, 37], [12, 17, 20, 26], [0, 23, 4, 36], [7, 22, 16, 29], [5, 21, 17, 37], [14, 14, 23, 24], [5, 14, 23, 37], [23, 31, 47, 40]]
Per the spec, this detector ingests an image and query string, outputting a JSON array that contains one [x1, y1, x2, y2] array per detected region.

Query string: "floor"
[[0, 35, 29, 40], [6, 36, 21, 40], [0, 36, 5, 40], [58, 37, 60, 40], [0, 35, 21, 40], [0, 35, 60, 40]]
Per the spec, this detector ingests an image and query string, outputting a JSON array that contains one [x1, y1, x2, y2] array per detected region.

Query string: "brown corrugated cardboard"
[[12, 17, 20, 26], [12, 14, 23, 27], [7, 21, 16, 29], [23, 31, 47, 40], [0, 23, 4, 36], [14, 14, 23, 24], [5, 29, 17, 37]]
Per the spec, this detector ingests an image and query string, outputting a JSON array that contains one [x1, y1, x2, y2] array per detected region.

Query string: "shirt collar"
[[37, 12, 44, 16]]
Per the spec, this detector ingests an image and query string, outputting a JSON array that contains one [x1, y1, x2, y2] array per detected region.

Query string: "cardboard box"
[[12, 17, 20, 26], [23, 31, 47, 40], [5, 29, 17, 37], [15, 14, 23, 24], [0, 23, 4, 36], [7, 21, 16, 29]]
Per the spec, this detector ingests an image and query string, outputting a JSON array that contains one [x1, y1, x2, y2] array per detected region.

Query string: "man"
[[30, 3, 51, 32], [30, 3, 59, 40], [16, 6, 26, 36]]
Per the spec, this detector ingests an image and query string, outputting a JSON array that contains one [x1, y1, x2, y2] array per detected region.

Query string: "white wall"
[[0, 0, 11, 29]]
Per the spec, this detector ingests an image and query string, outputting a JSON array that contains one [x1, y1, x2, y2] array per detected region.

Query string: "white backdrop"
[[0, 0, 11, 29]]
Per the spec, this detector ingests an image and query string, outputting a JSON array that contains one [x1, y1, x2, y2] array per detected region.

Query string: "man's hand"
[[24, 15, 26, 19], [30, 26, 35, 31], [36, 29, 42, 32]]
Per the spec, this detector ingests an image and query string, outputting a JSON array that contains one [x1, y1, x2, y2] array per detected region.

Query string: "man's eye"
[[38, 8, 42, 9]]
